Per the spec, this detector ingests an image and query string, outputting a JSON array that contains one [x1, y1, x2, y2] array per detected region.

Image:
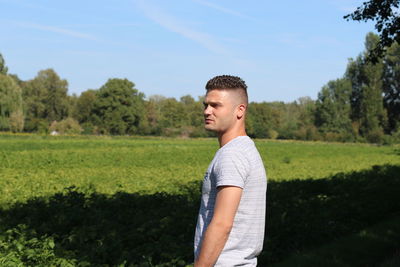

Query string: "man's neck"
[[218, 128, 247, 147]]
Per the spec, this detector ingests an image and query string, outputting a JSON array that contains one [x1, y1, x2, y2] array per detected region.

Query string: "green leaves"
[[0, 224, 76, 266], [92, 78, 146, 135], [0, 73, 23, 132], [344, 0, 400, 62]]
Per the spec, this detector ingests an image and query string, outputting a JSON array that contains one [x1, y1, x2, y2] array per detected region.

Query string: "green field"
[[1, 135, 399, 205], [1, 134, 400, 266]]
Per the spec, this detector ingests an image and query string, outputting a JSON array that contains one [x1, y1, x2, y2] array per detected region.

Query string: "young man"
[[194, 75, 267, 266]]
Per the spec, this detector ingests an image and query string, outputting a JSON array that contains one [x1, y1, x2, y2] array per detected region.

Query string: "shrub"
[[323, 132, 341, 142], [366, 129, 384, 144], [49, 118, 83, 135], [9, 110, 24, 133], [267, 129, 279, 140], [390, 128, 400, 144], [80, 122, 97, 135]]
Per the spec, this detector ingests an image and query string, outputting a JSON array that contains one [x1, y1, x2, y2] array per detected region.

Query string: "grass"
[[272, 216, 400, 267], [0, 134, 400, 266], [1, 134, 399, 206]]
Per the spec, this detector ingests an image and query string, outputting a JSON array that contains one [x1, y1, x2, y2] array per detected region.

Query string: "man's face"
[[203, 89, 237, 133]]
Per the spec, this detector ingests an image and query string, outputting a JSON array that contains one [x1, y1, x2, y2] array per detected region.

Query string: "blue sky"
[[1, 0, 375, 102]]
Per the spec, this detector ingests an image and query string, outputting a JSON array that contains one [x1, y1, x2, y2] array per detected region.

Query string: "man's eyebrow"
[[203, 100, 222, 105]]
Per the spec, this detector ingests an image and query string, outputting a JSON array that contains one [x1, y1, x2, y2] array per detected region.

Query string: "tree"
[[383, 41, 400, 132], [0, 53, 8, 75], [75, 90, 97, 123], [66, 94, 79, 119], [92, 78, 146, 135], [144, 95, 163, 135], [315, 79, 352, 134], [158, 97, 186, 136], [22, 69, 69, 131], [180, 95, 203, 127], [294, 97, 319, 140], [9, 110, 24, 132], [0, 74, 23, 131], [344, 0, 400, 62], [345, 33, 388, 141], [42, 70, 69, 122], [247, 102, 275, 138]]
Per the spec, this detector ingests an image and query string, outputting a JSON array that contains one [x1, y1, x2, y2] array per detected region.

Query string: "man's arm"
[[194, 185, 243, 267]]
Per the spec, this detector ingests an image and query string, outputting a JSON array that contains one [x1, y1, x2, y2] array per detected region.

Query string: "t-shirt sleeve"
[[213, 149, 249, 189]]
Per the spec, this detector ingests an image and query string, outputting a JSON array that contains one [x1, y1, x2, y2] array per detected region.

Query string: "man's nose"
[[204, 105, 212, 115]]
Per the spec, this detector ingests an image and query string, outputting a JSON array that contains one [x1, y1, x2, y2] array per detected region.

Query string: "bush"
[[37, 120, 50, 134], [321, 131, 355, 143], [161, 127, 182, 137], [366, 129, 384, 144], [293, 126, 321, 141], [390, 128, 400, 144], [9, 110, 24, 133], [80, 122, 97, 135], [49, 118, 82, 135], [189, 127, 209, 138], [323, 132, 341, 142], [267, 129, 279, 140]]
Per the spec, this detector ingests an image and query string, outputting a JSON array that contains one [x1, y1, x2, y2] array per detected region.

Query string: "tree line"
[[0, 33, 399, 143]]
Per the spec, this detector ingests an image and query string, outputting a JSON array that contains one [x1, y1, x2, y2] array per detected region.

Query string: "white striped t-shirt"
[[194, 136, 267, 266]]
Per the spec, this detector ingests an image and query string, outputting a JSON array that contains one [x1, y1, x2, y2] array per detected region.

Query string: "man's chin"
[[204, 124, 217, 132]]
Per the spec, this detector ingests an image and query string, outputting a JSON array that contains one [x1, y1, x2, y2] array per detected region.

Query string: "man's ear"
[[236, 104, 246, 119]]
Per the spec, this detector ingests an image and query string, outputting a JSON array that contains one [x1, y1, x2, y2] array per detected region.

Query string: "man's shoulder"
[[222, 137, 260, 157], [221, 136, 254, 151]]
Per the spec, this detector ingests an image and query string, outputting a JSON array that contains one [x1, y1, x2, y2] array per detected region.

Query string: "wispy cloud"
[[14, 21, 98, 41], [134, 0, 228, 54], [192, 0, 255, 21]]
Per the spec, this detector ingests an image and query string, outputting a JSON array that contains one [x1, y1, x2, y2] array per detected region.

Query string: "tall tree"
[[22, 69, 69, 131], [345, 33, 388, 140], [180, 95, 203, 128], [0, 74, 23, 131], [288, 97, 317, 140], [247, 102, 276, 138], [383, 41, 400, 132], [75, 90, 97, 123], [42, 69, 69, 122], [315, 79, 352, 134], [158, 97, 185, 130], [344, 0, 400, 62], [92, 78, 146, 135], [0, 53, 8, 75], [145, 95, 166, 135]]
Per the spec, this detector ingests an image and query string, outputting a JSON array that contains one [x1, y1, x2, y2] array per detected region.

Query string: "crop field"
[[1, 135, 399, 205], [1, 134, 400, 266]]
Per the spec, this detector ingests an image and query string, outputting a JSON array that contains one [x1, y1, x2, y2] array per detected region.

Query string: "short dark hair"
[[205, 75, 248, 105], [206, 75, 247, 91]]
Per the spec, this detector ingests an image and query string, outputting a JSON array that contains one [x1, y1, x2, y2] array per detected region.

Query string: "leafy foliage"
[[0, 53, 8, 75], [0, 74, 23, 131], [49, 118, 83, 135], [315, 79, 352, 134], [22, 69, 69, 132], [344, 0, 400, 62], [92, 78, 146, 135], [383, 41, 400, 132]]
